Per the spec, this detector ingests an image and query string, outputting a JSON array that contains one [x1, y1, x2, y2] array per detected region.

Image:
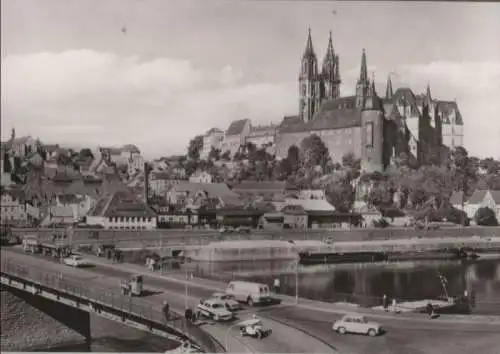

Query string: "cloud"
[[2, 51, 499, 160], [1, 50, 296, 158]]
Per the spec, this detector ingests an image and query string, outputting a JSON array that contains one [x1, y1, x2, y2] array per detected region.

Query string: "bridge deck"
[[0, 255, 224, 353]]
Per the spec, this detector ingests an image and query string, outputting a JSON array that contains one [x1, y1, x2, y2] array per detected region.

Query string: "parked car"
[[211, 292, 241, 311], [196, 299, 233, 321], [225, 281, 272, 306], [332, 313, 383, 337], [63, 255, 90, 268]]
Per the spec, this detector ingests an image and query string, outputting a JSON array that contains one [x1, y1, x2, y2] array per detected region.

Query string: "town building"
[[55, 193, 96, 222], [201, 29, 464, 172], [166, 182, 241, 207], [457, 189, 500, 222], [189, 171, 213, 184], [2, 129, 39, 159], [0, 150, 12, 187], [86, 190, 157, 229], [200, 128, 224, 160], [0, 188, 40, 227], [232, 181, 298, 200]]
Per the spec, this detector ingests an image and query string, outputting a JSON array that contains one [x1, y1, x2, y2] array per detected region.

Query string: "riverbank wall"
[[10, 226, 500, 246]]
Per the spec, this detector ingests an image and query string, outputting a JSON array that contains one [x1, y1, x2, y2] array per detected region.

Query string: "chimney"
[[143, 162, 149, 205]]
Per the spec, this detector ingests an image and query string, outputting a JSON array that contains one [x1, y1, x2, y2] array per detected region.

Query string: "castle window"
[[302, 84, 306, 96], [365, 122, 374, 147]]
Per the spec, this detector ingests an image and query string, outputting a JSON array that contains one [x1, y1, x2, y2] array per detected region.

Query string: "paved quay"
[[2, 249, 335, 353], [79, 252, 500, 326]]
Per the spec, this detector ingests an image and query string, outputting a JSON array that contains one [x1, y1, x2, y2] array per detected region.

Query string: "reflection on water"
[[189, 259, 500, 314]]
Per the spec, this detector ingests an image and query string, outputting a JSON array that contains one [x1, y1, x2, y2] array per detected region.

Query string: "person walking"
[[426, 302, 434, 319], [162, 301, 170, 322], [382, 294, 389, 312], [273, 277, 281, 294]]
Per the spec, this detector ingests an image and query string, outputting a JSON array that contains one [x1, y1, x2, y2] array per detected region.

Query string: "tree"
[[474, 207, 499, 226], [300, 135, 330, 170], [221, 150, 231, 161], [79, 148, 94, 159], [341, 152, 361, 181], [324, 175, 355, 212], [187, 135, 204, 161], [287, 145, 301, 172], [208, 147, 221, 161]]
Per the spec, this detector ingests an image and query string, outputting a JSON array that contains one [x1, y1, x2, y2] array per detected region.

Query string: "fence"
[[0, 258, 224, 353]]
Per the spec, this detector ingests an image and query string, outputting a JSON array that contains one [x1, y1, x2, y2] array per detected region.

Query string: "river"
[[187, 257, 500, 315]]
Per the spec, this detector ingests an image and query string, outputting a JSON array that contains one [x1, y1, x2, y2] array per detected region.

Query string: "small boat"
[[299, 251, 387, 265]]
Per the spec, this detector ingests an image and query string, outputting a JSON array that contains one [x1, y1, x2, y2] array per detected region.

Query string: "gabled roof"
[[283, 198, 335, 212], [205, 128, 223, 136], [319, 96, 357, 111], [467, 189, 487, 204], [173, 182, 237, 198], [391, 88, 421, 117], [278, 115, 307, 134], [88, 191, 156, 218], [437, 101, 463, 126], [233, 181, 296, 192], [226, 119, 250, 136], [489, 190, 500, 204]]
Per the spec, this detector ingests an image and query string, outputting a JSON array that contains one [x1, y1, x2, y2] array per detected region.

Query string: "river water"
[[189, 257, 500, 315], [37, 315, 179, 352]]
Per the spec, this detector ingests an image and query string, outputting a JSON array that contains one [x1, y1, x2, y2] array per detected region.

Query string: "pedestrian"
[[185, 308, 193, 322], [145, 257, 150, 268], [106, 249, 111, 260], [382, 294, 389, 312], [273, 277, 281, 294], [426, 302, 434, 319], [391, 298, 397, 312], [162, 301, 170, 322]]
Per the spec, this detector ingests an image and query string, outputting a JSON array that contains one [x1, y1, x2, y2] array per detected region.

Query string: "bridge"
[[0, 252, 224, 353]]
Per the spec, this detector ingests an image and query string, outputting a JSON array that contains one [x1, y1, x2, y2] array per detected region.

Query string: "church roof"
[[226, 119, 249, 136], [308, 107, 362, 131], [437, 101, 463, 125], [319, 96, 357, 111], [278, 115, 307, 133]]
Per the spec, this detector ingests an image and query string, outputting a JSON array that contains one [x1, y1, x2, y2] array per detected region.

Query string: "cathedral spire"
[[324, 31, 335, 61], [368, 72, 376, 96], [386, 74, 393, 99], [359, 48, 368, 83], [303, 27, 316, 59], [424, 83, 432, 106]]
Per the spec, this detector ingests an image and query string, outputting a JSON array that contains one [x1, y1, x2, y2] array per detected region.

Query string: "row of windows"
[[108, 216, 153, 223], [107, 226, 149, 230]]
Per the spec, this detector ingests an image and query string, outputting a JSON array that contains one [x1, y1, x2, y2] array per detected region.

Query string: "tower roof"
[[358, 48, 368, 82], [302, 28, 316, 60], [424, 83, 432, 106], [386, 75, 393, 99], [323, 31, 335, 62]]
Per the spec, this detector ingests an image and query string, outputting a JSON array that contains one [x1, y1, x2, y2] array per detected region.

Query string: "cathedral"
[[202, 29, 465, 173]]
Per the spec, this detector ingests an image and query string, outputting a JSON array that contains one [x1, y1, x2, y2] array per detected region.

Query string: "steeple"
[[424, 83, 432, 106], [335, 55, 340, 79], [299, 28, 320, 122], [10, 128, 15, 140], [323, 31, 335, 65], [359, 48, 368, 83], [386, 75, 393, 99], [303, 27, 316, 60], [364, 72, 382, 111], [356, 49, 370, 108]]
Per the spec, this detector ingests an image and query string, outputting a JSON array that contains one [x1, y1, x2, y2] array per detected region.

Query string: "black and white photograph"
[[1, 0, 500, 353]]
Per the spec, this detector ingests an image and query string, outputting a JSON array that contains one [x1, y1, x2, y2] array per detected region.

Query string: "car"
[[239, 318, 272, 339], [196, 299, 234, 321], [332, 313, 383, 337], [211, 292, 241, 311], [63, 255, 89, 268]]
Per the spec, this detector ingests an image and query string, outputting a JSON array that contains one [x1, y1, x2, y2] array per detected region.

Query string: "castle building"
[[202, 29, 464, 173]]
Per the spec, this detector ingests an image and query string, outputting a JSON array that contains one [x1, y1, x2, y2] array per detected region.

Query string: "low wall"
[[10, 226, 500, 246], [1, 286, 91, 351]]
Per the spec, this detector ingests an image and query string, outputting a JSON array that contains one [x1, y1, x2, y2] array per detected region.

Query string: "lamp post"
[[295, 255, 299, 305]]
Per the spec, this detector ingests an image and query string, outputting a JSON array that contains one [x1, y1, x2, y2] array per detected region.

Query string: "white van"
[[225, 281, 272, 306]]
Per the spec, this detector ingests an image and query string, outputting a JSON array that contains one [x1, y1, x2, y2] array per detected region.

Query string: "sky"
[[1, 0, 500, 160]]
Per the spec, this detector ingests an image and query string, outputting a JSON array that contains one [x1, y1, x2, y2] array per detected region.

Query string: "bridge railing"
[[0, 259, 224, 353]]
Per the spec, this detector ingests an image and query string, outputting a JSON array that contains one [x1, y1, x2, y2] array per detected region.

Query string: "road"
[[1, 248, 334, 353], [4, 248, 500, 354]]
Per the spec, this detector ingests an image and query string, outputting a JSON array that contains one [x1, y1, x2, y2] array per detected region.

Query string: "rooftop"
[[88, 191, 156, 218], [233, 181, 297, 192], [226, 119, 250, 136]]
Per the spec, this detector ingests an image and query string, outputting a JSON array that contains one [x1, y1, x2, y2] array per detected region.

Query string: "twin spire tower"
[[299, 28, 373, 122], [299, 28, 341, 122]]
